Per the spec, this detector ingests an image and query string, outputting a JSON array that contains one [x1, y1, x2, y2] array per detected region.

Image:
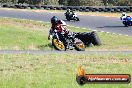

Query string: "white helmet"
[[122, 12, 127, 16]]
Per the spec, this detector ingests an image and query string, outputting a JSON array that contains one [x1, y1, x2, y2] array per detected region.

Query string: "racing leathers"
[[120, 14, 128, 21], [48, 20, 69, 40], [65, 10, 74, 17]]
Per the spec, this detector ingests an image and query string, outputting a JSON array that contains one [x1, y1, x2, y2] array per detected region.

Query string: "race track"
[[0, 9, 132, 36]]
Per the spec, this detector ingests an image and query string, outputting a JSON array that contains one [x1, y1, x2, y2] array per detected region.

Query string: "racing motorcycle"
[[121, 16, 132, 27], [52, 30, 85, 51], [65, 12, 80, 21]]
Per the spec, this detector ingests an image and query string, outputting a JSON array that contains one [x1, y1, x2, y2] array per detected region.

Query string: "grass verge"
[[0, 53, 132, 88], [0, 17, 132, 50]]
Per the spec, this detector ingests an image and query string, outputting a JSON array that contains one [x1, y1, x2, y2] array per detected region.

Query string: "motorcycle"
[[121, 16, 132, 27], [52, 30, 85, 51], [65, 12, 80, 21]]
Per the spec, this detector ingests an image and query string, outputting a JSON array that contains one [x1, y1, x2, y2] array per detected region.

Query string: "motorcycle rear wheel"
[[123, 21, 128, 27], [52, 39, 66, 51]]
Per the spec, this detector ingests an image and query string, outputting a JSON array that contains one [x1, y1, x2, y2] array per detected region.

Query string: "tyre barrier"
[[77, 31, 101, 46], [28, 5, 35, 9], [2, 4, 9, 8], [46, 6, 54, 10], [35, 5, 41, 9], [1, 4, 132, 12], [73, 6, 80, 11], [61, 7, 67, 10], [54, 6, 62, 10], [85, 9, 90, 12]]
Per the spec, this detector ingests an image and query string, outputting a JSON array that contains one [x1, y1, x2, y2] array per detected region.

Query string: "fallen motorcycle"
[[52, 31, 85, 51]]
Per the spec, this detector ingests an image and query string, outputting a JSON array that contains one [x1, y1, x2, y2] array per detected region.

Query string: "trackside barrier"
[[1, 4, 132, 12]]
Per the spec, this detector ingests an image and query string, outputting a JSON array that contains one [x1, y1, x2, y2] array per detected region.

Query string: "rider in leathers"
[[48, 16, 73, 49], [48, 16, 69, 40]]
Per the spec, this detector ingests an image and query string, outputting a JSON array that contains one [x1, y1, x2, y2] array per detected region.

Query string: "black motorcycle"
[[65, 12, 80, 21], [52, 31, 85, 51]]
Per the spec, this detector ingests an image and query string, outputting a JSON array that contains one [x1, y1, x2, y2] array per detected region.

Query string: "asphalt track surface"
[[0, 9, 132, 36]]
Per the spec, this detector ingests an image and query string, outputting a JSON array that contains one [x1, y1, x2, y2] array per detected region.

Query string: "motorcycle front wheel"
[[52, 39, 66, 51], [74, 38, 85, 51], [75, 17, 80, 21]]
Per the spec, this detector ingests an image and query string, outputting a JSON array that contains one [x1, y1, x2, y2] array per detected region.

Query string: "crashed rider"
[[48, 16, 69, 40], [48, 16, 75, 49]]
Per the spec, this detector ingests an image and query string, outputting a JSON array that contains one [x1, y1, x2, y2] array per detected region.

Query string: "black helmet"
[[51, 16, 58, 24]]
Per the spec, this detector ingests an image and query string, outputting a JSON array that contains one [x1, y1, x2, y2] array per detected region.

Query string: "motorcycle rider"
[[48, 16, 74, 49], [120, 12, 128, 21], [120, 12, 132, 26], [48, 16, 69, 40], [65, 9, 74, 18], [120, 12, 132, 21]]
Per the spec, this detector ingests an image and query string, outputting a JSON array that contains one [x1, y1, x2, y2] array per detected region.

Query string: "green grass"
[[0, 17, 132, 50], [0, 53, 132, 88], [0, 18, 51, 50]]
